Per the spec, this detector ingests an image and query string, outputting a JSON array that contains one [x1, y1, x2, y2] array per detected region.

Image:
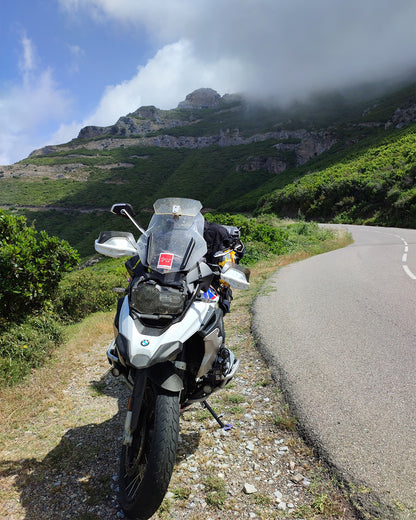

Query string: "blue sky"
[[1, 0, 416, 165]]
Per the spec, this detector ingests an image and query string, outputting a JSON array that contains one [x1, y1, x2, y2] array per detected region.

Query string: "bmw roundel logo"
[[141, 339, 150, 347]]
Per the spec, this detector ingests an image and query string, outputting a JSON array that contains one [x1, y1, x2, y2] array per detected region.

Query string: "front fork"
[[123, 370, 146, 447]]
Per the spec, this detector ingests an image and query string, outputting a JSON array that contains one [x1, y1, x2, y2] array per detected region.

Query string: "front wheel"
[[119, 382, 180, 519]]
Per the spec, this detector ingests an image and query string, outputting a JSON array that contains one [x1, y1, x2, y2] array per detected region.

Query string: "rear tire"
[[119, 382, 180, 519]]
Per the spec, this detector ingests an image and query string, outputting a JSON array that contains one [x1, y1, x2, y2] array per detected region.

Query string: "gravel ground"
[[0, 297, 358, 520]]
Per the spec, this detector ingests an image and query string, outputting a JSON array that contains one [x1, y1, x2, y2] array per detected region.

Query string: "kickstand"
[[202, 400, 232, 431]]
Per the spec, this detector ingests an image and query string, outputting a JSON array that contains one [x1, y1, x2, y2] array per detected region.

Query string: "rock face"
[[77, 89, 224, 140], [177, 88, 222, 109], [77, 105, 189, 140], [27, 87, 342, 172], [235, 130, 336, 174], [385, 104, 416, 128]]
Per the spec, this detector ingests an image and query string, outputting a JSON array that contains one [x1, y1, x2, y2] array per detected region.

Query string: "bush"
[[204, 212, 337, 265], [53, 268, 125, 323], [0, 211, 79, 322], [0, 312, 64, 386]]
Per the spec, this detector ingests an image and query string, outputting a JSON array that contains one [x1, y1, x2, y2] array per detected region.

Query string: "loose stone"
[[243, 483, 257, 494]]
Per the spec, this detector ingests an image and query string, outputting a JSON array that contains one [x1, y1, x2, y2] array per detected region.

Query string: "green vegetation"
[[0, 314, 64, 385], [53, 259, 127, 323], [0, 211, 79, 385], [204, 475, 227, 509], [274, 403, 298, 431], [3, 139, 289, 212], [0, 212, 126, 386], [258, 125, 416, 226], [0, 211, 79, 320], [205, 212, 336, 265]]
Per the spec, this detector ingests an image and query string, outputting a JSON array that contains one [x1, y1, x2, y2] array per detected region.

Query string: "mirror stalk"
[[120, 208, 146, 235]]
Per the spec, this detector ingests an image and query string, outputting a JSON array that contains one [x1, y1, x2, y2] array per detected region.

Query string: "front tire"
[[119, 382, 180, 519]]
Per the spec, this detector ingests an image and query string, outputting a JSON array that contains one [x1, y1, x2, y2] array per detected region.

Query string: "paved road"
[[252, 225, 416, 519]]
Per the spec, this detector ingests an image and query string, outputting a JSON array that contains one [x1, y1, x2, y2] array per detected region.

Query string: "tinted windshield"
[[137, 198, 207, 273]]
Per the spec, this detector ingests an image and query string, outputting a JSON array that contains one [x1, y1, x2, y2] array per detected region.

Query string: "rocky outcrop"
[[78, 126, 109, 139], [177, 88, 222, 109], [385, 104, 416, 128], [76, 89, 227, 141], [77, 106, 190, 140], [29, 126, 337, 177], [236, 130, 336, 174]]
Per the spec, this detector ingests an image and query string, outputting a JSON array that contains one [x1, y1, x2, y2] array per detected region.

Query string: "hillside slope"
[[1, 82, 416, 254], [257, 124, 416, 226]]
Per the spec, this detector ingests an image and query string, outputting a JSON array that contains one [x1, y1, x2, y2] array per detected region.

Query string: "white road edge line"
[[403, 265, 416, 280], [383, 232, 415, 280]]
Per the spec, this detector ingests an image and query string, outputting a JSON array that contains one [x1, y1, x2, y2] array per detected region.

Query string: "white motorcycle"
[[95, 198, 249, 519]]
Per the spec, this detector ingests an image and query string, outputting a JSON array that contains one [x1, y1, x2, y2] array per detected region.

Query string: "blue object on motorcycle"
[[202, 286, 219, 302]]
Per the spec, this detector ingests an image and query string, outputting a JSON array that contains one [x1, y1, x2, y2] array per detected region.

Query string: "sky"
[[1, 0, 416, 165]]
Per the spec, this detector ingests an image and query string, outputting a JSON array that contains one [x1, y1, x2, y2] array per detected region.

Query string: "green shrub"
[[53, 268, 125, 323], [0, 211, 79, 322], [204, 212, 326, 264], [0, 312, 64, 386]]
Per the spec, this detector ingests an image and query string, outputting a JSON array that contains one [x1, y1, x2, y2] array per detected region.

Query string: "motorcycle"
[[94, 197, 250, 519]]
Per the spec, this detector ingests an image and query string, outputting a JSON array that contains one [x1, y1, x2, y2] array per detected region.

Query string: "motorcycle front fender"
[[149, 361, 184, 392]]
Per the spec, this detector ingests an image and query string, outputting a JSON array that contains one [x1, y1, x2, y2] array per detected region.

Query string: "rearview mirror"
[[111, 203, 136, 218]]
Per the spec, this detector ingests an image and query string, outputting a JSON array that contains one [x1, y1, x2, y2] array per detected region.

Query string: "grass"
[[204, 475, 227, 509], [0, 312, 114, 455], [274, 404, 298, 432], [172, 486, 192, 500], [252, 493, 273, 506], [255, 378, 272, 387]]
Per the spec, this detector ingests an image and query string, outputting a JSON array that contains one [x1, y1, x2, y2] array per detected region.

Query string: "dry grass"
[[0, 312, 114, 459]]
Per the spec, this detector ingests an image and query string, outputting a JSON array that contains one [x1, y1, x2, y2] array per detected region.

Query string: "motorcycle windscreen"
[[137, 212, 207, 273]]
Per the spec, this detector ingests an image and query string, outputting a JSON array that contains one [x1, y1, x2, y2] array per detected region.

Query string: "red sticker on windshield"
[[158, 253, 174, 269]]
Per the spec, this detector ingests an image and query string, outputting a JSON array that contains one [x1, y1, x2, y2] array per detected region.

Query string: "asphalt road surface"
[[252, 225, 416, 519]]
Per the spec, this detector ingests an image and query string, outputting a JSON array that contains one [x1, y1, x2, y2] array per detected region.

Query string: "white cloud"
[[88, 39, 243, 118], [59, 0, 416, 103], [4, 0, 416, 164], [0, 37, 72, 164], [19, 35, 36, 77]]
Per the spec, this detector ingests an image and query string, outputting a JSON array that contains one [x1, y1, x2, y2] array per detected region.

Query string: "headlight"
[[130, 280, 186, 315]]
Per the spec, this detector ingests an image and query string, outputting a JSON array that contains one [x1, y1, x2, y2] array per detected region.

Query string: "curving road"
[[252, 225, 416, 519]]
